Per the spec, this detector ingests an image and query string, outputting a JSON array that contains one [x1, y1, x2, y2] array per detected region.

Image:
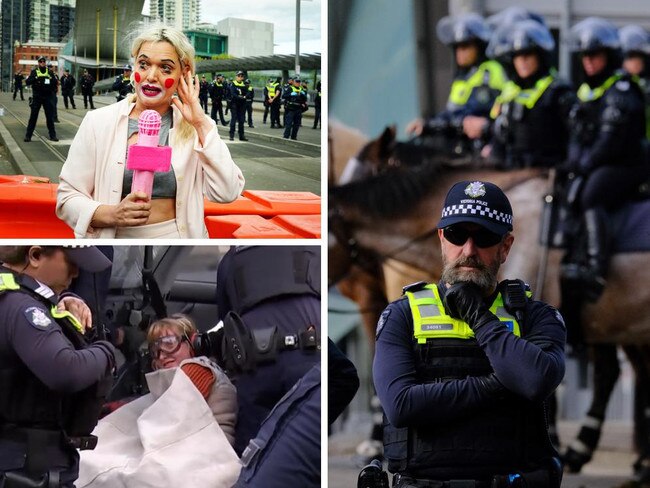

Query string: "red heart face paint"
[[164, 78, 175, 89], [134, 72, 141, 83]]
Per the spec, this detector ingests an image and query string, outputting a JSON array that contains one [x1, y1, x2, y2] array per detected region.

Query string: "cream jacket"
[[56, 100, 245, 238]]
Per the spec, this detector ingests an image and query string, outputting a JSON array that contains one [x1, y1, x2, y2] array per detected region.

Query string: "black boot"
[[582, 208, 608, 300]]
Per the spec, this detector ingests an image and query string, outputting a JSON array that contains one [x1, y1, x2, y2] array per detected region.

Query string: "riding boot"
[[582, 208, 608, 301]]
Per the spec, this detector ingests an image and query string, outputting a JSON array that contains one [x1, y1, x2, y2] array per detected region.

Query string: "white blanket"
[[78, 366, 241, 488]]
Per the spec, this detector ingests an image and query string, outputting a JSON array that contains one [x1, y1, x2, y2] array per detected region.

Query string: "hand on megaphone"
[[112, 191, 151, 227]]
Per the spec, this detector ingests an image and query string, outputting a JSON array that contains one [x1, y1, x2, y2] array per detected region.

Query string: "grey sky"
[[142, 0, 321, 54]]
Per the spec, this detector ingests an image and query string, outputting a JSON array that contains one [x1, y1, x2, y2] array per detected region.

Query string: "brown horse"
[[329, 125, 650, 475]]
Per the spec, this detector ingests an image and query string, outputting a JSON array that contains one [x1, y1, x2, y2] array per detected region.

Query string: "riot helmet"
[[619, 25, 650, 56], [568, 17, 620, 54], [486, 6, 546, 32], [487, 19, 554, 59], [436, 13, 491, 46]]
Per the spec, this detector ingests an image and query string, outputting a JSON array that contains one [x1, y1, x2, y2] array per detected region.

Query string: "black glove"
[[443, 282, 498, 332], [476, 372, 507, 400]]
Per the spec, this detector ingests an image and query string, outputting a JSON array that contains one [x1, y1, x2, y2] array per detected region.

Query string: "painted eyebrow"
[[137, 54, 176, 64]]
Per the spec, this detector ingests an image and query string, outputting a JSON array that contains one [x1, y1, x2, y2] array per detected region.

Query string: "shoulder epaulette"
[[402, 281, 428, 295]]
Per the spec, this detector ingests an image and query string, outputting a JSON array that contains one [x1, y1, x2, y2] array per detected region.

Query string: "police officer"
[[199, 74, 210, 114], [262, 78, 272, 124], [13, 71, 25, 101], [312, 80, 321, 130], [80, 69, 95, 110], [244, 78, 255, 128], [619, 24, 650, 138], [229, 71, 248, 141], [484, 19, 576, 169], [374, 180, 566, 488], [562, 18, 648, 300], [406, 13, 506, 158], [209, 73, 229, 126], [0, 245, 115, 487], [112, 65, 133, 102], [282, 76, 308, 140], [60, 68, 76, 110], [24, 56, 58, 142], [215, 246, 321, 456], [48, 63, 60, 123], [268, 77, 283, 128]]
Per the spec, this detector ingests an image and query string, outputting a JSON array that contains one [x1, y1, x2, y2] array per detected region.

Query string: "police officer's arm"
[[25, 69, 37, 86], [373, 301, 510, 428], [328, 338, 360, 425], [7, 296, 114, 393], [472, 302, 566, 402], [579, 87, 645, 171]]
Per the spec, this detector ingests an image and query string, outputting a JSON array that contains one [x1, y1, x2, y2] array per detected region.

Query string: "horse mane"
[[330, 153, 457, 218]]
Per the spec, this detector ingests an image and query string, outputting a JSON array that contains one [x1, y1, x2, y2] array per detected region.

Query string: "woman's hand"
[[91, 192, 151, 228], [172, 72, 213, 145], [172, 72, 206, 127]]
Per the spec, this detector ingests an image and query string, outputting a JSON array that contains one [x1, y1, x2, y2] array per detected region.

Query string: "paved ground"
[[0, 92, 322, 194], [329, 420, 640, 487]]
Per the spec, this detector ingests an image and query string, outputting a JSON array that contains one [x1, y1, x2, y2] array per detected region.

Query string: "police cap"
[[236, 70, 245, 76], [37, 56, 46, 62], [123, 64, 132, 71], [437, 181, 513, 235], [61, 246, 112, 272], [245, 78, 250, 84]]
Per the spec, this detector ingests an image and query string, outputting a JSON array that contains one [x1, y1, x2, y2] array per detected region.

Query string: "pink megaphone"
[[126, 109, 172, 198]]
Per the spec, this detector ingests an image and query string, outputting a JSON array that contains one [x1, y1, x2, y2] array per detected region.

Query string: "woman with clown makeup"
[[56, 24, 245, 239]]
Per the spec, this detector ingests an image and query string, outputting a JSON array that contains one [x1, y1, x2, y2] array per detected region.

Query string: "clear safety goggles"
[[149, 335, 187, 359]]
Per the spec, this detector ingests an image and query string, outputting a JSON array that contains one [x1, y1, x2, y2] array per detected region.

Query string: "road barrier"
[[0, 175, 321, 239]]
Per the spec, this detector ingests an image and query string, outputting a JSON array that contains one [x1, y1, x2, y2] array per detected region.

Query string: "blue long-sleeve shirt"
[[373, 288, 566, 429]]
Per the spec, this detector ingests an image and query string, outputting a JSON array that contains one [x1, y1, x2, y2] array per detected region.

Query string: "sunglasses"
[[149, 335, 186, 359], [443, 225, 504, 248]]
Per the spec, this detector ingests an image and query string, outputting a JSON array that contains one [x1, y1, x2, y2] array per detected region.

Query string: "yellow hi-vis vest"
[[0, 272, 84, 334], [267, 82, 279, 98], [577, 73, 623, 102], [490, 74, 555, 119], [448, 60, 506, 108], [404, 283, 527, 343]]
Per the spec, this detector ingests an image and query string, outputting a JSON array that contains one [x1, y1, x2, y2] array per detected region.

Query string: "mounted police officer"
[[484, 19, 576, 169], [374, 181, 566, 488], [406, 13, 506, 159], [111, 65, 133, 102], [0, 245, 115, 488], [24, 56, 58, 142], [209, 73, 228, 126], [561, 18, 648, 300], [229, 71, 248, 141], [619, 24, 650, 138], [215, 246, 321, 457], [282, 76, 308, 140]]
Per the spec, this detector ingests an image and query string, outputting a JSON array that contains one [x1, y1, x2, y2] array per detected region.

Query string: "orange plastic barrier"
[[271, 214, 321, 238], [0, 181, 74, 238], [205, 215, 299, 239], [0, 175, 321, 239]]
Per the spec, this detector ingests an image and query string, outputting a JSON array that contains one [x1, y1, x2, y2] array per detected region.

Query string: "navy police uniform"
[[111, 69, 133, 102], [282, 80, 308, 140], [216, 246, 321, 456], [199, 78, 210, 113], [0, 268, 115, 487], [60, 72, 76, 110], [234, 363, 320, 488], [210, 76, 228, 125], [229, 74, 248, 141], [80, 72, 95, 110], [24, 61, 58, 142]]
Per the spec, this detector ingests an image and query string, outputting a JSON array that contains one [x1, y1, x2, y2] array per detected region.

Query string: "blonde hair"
[[147, 313, 198, 344], [127, 23, 197, 142]]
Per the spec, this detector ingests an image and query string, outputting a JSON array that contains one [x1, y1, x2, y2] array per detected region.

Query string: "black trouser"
[[13, 86, 24, 101], [25, 93, 56, 139], [263, 101, 270, 123], [270, 101, 282, 127], [82, 91, 94, 109], [283, 110, 302, 139], [211, 98, 227, 124], [62, 91, 75, 109], [580, 164, 650, 210], [312, 103, 320, 129], [229, 103, 246, 139], [200, 94, 209, 113], [246, 101, 254, 126]]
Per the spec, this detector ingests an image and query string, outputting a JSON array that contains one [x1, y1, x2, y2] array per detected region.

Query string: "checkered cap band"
[[441, 203, 513, 226]]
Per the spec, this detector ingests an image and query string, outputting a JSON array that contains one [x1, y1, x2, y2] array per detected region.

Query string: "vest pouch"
[[383, 420, 408, 472], [63, 372, 113, 438]]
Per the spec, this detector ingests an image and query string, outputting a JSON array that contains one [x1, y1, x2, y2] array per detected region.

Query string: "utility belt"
[[285, 101, 303, 111], [393, 466, 560, 488], [0, 425, 97, 454]]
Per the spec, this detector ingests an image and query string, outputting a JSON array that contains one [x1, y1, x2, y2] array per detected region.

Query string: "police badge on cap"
[[437, 180, 513, 235]]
